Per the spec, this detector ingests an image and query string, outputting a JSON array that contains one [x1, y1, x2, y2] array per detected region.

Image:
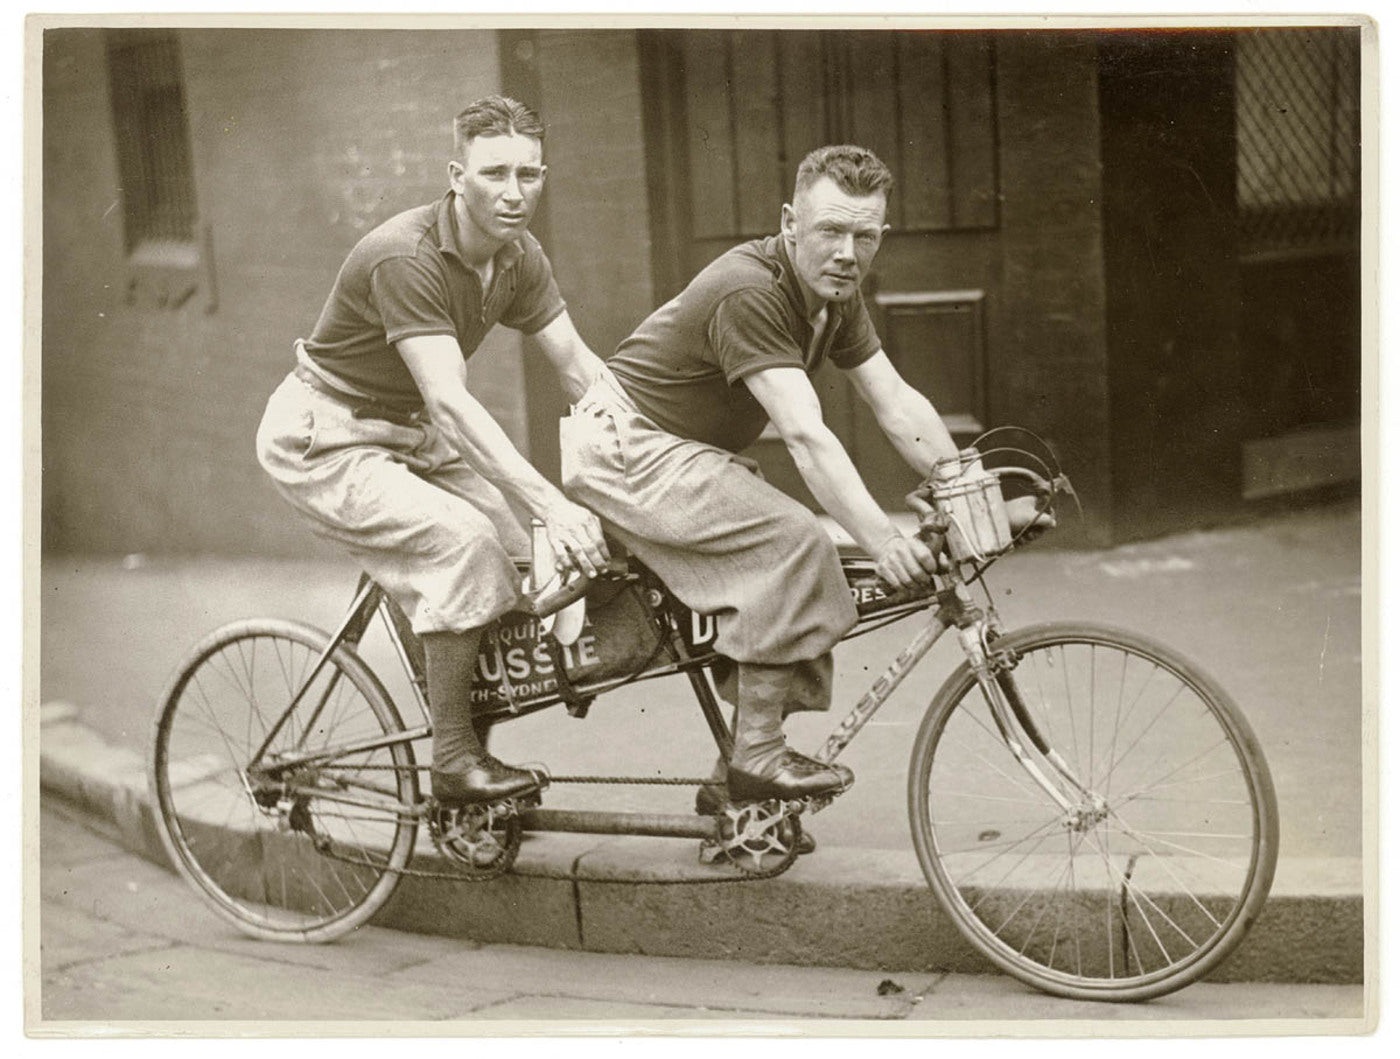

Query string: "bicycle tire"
[[150, 618, 420, 942], [908, 621, 1278, 1001]]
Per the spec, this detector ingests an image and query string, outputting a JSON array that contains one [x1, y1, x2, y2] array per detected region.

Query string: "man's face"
[[449, 132, 547, 245], [781, 176, 889, 304]]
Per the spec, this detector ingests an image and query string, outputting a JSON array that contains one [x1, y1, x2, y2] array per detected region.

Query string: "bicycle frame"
[[155, 449, 1279, 999], [246, 551, 1090, 834]]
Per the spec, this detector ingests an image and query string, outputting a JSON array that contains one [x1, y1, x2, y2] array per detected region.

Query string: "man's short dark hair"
[[453, 95, 545, 157], [794, 145, 893, 200]]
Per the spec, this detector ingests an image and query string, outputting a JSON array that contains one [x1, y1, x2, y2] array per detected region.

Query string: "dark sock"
[[422, 627, 487, 773]]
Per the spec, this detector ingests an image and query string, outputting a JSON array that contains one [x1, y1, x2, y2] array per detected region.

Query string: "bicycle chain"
[[309, 774, 820, 885], [313, 830, 797, 886], [545, 775, 712, 786]]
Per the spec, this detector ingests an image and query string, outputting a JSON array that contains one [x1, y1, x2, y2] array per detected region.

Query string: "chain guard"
[[428, 795, 534, 880]]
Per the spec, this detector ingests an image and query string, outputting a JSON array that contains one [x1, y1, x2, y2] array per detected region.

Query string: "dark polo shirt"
[[302, 192, 566, 410], [607, 235, 882, 452]]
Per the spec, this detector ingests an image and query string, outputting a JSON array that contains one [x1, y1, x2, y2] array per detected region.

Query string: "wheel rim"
[[154, 627, 417, 937], [914, 630, 1274, 997]]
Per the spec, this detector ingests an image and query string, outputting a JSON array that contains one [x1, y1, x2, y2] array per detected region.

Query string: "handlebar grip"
[[989, 466, 1054, 496], [527, 558, 630, 618]]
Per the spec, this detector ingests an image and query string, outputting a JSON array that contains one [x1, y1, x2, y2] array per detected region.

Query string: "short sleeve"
[[828, 293, 883, 370], [707, 289, 806, 383], [500, 236, 567, 335], [370, 256, 458, 344]]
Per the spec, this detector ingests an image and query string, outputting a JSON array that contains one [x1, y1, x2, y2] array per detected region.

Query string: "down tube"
[[815, 614, 949, 764]]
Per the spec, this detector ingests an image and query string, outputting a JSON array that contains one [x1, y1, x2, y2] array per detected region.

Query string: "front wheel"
[[908, 622, 1278, 1002], [150, 619, 420, 942]]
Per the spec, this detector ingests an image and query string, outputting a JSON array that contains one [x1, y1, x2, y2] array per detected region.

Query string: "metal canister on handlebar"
[[930, 449, 1014, 562]]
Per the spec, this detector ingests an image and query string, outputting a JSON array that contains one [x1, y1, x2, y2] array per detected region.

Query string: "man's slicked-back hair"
[[453, 95, 545, 158], [793, 145, 893, 201]]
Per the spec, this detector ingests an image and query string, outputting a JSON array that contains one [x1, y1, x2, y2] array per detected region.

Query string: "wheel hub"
[[1061, 793, 1110, 833]]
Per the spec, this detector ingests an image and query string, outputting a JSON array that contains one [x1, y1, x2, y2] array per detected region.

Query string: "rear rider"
[[256, 96, 611, 807]]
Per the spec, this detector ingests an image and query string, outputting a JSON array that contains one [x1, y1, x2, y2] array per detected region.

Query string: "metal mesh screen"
[[1236, 28, 1360, 257], [106, 29, 198, 252]]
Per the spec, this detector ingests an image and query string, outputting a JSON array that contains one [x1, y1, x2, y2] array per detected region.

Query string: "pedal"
[[697, 838, 729, 866], [784, 788, 846, 816], [722, 786, 846, 817], [513, 787, 545, 812]]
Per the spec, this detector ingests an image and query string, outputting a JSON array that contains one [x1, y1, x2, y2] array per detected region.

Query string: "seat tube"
[[687, 669, 734, 758], [249, 577, 382, 768]]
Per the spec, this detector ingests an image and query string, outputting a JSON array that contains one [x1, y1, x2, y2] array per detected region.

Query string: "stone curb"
[[38, 704, 1363, 984]]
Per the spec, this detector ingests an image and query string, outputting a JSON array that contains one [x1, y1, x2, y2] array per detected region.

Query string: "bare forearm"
[[879, 388, 960, 477], [556, 346, 606, 403], [786, 426, 899, 557], [532, 314, 607, 403], [431, 404, 563, 516]]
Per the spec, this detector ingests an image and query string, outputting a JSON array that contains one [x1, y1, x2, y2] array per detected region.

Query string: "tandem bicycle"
[[148, 433, 1278, 1003]]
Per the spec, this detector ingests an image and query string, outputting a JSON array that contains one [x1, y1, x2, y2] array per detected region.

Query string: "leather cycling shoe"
[[727, 749, 854, 802], [431, 754, 542, 805]]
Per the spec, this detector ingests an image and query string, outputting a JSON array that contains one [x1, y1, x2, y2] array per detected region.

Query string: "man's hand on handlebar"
[[874, 534, 940, 591], [540, 498, 611, 578], [1006, 494, 1057, 542]]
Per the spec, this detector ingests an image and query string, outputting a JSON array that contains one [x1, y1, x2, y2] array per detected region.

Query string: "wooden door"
[[640, 29, 1000, 505]]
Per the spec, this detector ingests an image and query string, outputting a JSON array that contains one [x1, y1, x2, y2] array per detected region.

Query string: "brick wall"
[[41, 27, 517, 555], [43, 26, 1285, 556]]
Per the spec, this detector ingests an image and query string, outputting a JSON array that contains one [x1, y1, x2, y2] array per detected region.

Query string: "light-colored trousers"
[[559, 370, 858, 712], [256, 371, 529, 634]]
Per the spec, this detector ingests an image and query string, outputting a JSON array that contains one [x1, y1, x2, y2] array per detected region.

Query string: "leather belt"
[[294, 363, 427, 427]]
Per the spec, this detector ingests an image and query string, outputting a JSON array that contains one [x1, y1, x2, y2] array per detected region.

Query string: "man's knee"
[[772, 504, 834, 561], [423, 511, 516, 571]]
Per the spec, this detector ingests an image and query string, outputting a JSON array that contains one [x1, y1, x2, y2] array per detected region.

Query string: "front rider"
[[257, 96, 610, 808], [560, 145, 959, 815]]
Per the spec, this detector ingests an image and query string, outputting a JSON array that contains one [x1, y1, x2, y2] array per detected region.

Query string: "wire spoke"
[[1104, 821, 1248, 872], [1082, 829, 1204, 953], [1111, 742, 1238, 808], [928, 789, 1053, 807], [1100, 689, 1191, 793], [946, 816, 1063, 892], [1080, 831, 1178, 964]]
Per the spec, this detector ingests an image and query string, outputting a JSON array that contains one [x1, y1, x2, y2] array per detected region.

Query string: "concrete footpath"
[[36, 500, 1368, 985], [34, 794, 1368, 1028]]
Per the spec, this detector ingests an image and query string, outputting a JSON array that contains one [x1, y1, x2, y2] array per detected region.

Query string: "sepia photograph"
[[26, 10, 1376, 1038]]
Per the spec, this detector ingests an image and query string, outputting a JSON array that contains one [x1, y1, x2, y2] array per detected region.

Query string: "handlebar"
[[902, 462, 1065, 572], [526, 558, 631, 619], [526, 458, 1069, 615]]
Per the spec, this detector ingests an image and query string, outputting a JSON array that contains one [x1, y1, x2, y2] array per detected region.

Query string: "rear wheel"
[[908, 622, 1278, 1001], [150, 619, 420, 942]]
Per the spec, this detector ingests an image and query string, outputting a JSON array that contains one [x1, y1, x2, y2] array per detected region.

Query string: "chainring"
[[428, 799, 523, 880], [700, 799, 803, 877]]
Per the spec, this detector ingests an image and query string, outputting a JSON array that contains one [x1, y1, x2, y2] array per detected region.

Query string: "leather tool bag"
[[472, 577, 663, 710]]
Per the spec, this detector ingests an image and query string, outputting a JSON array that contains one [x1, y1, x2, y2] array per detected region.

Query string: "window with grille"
[[1235, 28, 1360, 258], [105, 29, 199, 259]]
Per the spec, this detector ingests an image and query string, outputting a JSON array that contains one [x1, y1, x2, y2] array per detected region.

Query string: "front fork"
[[958, 616, 1103, 826]]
